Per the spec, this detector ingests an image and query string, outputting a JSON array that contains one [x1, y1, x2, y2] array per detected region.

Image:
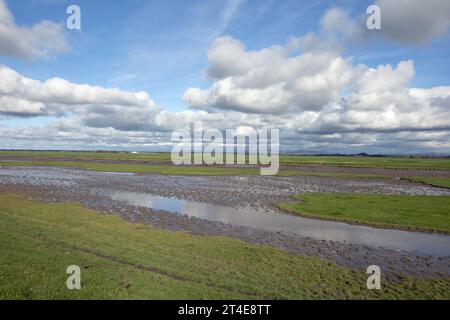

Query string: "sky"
[[0, 0, 450, 154]]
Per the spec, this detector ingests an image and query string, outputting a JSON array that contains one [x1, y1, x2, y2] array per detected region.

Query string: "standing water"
[[104, 190, 450, 257]]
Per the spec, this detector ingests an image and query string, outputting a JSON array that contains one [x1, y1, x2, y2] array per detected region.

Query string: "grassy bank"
[[280, 193, 450, 233], [0, 194, 448, 299], [407, 177, 450, 189], [1, 151, 449, 170], [279, 170, 386, 179], [0, 161, 260, 176], [279, 155, 450, 170], [0, 161, 388, 178], [0, 151, 172, 162]]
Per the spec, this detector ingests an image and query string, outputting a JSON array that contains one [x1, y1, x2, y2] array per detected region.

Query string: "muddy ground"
[[0, 165, 449, 281], [1, 155, 450, 178]]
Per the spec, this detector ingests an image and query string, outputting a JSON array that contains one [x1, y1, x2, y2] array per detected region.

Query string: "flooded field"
[[104, 190, 450, 256], [1, 165, 450, 280]]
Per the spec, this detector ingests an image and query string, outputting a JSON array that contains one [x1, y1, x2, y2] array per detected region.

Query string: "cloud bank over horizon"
[[0, 0, 449, 154]]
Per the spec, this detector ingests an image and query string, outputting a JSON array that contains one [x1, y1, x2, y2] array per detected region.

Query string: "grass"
[[0, 151, 173, 162], [279, 155, 450, 170], [0, 161, 389, 178], [279, 193, 450, 233], [0, 194, 449, 299], [1, 151, 449, 170], [0, 161, 260, 176], [407, 177, 450, 189], [278, 170, 387, 179]]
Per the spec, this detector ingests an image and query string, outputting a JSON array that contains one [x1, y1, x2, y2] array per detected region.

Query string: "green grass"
[[0, 194, 448, 299], [1, 151, 449, 170], [407, 177, 450, 189], [280, 193, 450, 233], [0, 161, 260, 176], [279, 155, 450, 170], [0, 161, 388, 178], [0, 151, 173, 162]]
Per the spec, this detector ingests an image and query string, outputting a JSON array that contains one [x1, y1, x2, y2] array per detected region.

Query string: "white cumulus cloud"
[[0, 0, 69, 59], [184, 35, 355, 114], [0, 65, 163, 131], [183, 36, 450, 138]]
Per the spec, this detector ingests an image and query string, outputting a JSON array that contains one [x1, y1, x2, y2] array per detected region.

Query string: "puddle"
[[104, 190, 450, 257]]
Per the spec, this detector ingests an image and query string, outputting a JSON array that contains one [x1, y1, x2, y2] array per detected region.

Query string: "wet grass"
[[1, 151, 449, 170], [0, 160, 390, 180], [0, 151, 172, 162], [407, 177, 450, 189], [279, 155, 450, 170], [0, 194, 449, 299], [0, 161, 388, 178], [278, 170, 387, 179], [280, 193, 450, 233], [0, 161, 260, 176]]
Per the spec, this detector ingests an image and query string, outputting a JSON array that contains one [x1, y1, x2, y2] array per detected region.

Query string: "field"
[[1, 194, 448, 300], [1, 151, 449, 170], [0, 161, 261, 176], [3, 0, 450, 306], [407, 177, 450, 189], [280, 193, 450, 233], [0, 151, 449, 300], [0, 160, 393, 179]]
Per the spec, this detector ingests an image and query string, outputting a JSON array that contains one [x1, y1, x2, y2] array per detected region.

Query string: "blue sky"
[[1, 0, 450, 153], [5, 0, 448, 109]]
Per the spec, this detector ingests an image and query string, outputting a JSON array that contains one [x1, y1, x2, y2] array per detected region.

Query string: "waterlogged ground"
[[1, 165, 450, 280]]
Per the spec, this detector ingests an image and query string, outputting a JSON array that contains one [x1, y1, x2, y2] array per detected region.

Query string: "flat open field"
[[1, 151, 450, 170], [1, 194, 448, 299], [1, 151, 449, 299]]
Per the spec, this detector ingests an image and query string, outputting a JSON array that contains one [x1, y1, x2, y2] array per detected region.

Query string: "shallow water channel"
[[104, 190, 450, 257]]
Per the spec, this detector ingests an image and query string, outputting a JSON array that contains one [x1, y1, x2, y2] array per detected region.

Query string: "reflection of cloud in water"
[[104, 190, 450, 257]]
